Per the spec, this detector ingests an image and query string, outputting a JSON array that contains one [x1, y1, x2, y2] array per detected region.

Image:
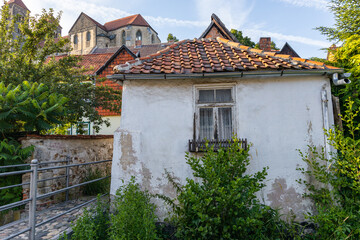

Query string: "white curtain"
[[218, 107, 232, 140], [199, 90, 214, 103], [216, 89, 231, 102], [200, 108, 213, 139]]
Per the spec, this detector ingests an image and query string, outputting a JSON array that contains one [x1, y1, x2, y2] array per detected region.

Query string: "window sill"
[[188, 138, 247, 152]]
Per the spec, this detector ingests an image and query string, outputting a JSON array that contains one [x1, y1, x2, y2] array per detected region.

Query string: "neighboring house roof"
[[91, 42, 172, 57], [96, 45, 137, 75], [46, 53, 113, 75], [104, 14, 150, 31], [114, 37, 340, 75], [8, 0, 30, 12], [278, 42, 300, 58], [200, 13, 238, 42]]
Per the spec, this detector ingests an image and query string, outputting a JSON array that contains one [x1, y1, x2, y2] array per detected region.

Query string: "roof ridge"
[[104, 14, 138, 24], [81, 12, 106, 31], [216, 37, 333, 69]]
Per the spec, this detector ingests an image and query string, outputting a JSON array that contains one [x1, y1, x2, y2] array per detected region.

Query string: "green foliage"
[[316, 0, 360, 42], [82, 167, 110, 196], [0, 5, 121, 131], [167, 33, 178, 42], [297, 98, 360, 239], [166, 140, 288, 239], [230, 29, 255, 47], [110, 177, 159, 240], [71, 195, 110, 240], [0, 138, 33, 206], [255, 41, 279, 50], [0, 81, 68, 133]]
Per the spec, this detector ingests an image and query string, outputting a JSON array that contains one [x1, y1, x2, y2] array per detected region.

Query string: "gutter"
[[107, 69, 344, 83]]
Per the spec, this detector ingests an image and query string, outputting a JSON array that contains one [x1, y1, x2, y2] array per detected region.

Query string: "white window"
[[195, 85, 235, 140]]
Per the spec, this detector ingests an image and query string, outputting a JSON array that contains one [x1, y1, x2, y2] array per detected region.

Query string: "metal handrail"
[[0, 160, 68, 169], [38, 159, 112, 171], [0, 158, 112, 240]]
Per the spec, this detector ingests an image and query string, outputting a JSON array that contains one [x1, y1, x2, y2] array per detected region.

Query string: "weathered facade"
[[69, 13, 161, 55], [108, 37, 345, 220]]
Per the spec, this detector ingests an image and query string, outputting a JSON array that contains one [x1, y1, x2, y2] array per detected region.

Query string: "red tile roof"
[[104, 14, 150, 31], [46, 53, 113, 75], [114, 37, 340, 74], [8, 0, 29, 11]]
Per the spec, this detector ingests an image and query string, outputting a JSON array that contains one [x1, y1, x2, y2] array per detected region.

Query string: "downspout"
[[321, 88, 331, 160]]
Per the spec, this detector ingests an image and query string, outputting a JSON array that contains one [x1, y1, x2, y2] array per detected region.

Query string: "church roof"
[[200, 14, 238, 42], [113, 37, 340, 75], [104, 14, 150, 31], [8, 0, 29, 12]]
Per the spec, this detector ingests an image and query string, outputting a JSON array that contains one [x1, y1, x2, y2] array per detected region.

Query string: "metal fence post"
[[29, 159, 38, 240], [65, 156, 70, 202]]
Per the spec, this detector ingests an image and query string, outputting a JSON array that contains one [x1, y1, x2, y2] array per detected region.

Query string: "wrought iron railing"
[[188, 138, 247, 152]]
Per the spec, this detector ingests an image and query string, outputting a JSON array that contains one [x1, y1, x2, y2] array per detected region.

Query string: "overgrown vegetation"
[[163, 140, 288, 239], [110, 177, 159, 240], [70, 195, 110, 240], [82, 167, 111, 196], [298, 98, 360, 239]]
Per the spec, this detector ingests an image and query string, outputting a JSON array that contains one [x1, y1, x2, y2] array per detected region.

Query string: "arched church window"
[[151, 34, 155, 44], [121, 30, 126, 45], [86, 31, 91, 41], [74, 34, 78, 44], [136, 30, 142, 41]]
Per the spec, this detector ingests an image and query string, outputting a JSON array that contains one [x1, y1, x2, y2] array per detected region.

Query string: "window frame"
[[193, 83, 237, 141]]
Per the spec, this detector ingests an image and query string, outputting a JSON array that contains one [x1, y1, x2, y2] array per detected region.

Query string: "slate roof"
[[8, 0, 29, 11], [114, 37, 339, 75]]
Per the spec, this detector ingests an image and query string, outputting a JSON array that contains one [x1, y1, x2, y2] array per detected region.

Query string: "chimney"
[[259, 37, 271, 51]]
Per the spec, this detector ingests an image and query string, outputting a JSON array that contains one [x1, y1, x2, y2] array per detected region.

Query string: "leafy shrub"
[[82, 167, 110, 196], [0, 138, 33, 207], [298, 98, 360, 239], [165, 139, 288, 239], [110, 177, 159, 240], [71, 195, 110, 240]]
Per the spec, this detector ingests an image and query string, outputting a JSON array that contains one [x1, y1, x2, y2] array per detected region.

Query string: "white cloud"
[[246, 29, 329, 48], [23, 0, 208, 35], [275, 0, 329, 10]]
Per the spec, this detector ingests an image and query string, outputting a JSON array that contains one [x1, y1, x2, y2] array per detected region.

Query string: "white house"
[[108, 37, 348, 220]]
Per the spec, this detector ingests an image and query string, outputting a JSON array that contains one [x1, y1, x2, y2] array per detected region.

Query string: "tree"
[[0, 5, 121, 132], [230, 29, 255, 47], [316, 0, 360, 42], [167, 33, 178, 42], [254, 41, 279, 50]]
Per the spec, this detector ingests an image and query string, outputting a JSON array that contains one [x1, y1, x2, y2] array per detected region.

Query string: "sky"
[[20, 0, 335, 59]]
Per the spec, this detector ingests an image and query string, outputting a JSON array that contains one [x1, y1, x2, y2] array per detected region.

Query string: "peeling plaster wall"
[[111, 75, 334, 220]]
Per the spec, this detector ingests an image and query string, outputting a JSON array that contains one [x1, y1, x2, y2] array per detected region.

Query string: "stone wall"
[[20, 135, 113, 208]]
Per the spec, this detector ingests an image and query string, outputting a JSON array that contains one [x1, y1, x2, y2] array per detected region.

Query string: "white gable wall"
[[111, 75, 334, 220]]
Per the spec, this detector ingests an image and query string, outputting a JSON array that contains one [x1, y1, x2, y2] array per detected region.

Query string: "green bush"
[[298, 98, 360, 239], [82, 167, 110, 196], [110, 177, 159, 240], [71, 195, 110, 240], [165, 139, 288, 239]]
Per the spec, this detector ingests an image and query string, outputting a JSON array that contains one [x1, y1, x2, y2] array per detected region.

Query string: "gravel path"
[[0, 197, 102, 240]]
